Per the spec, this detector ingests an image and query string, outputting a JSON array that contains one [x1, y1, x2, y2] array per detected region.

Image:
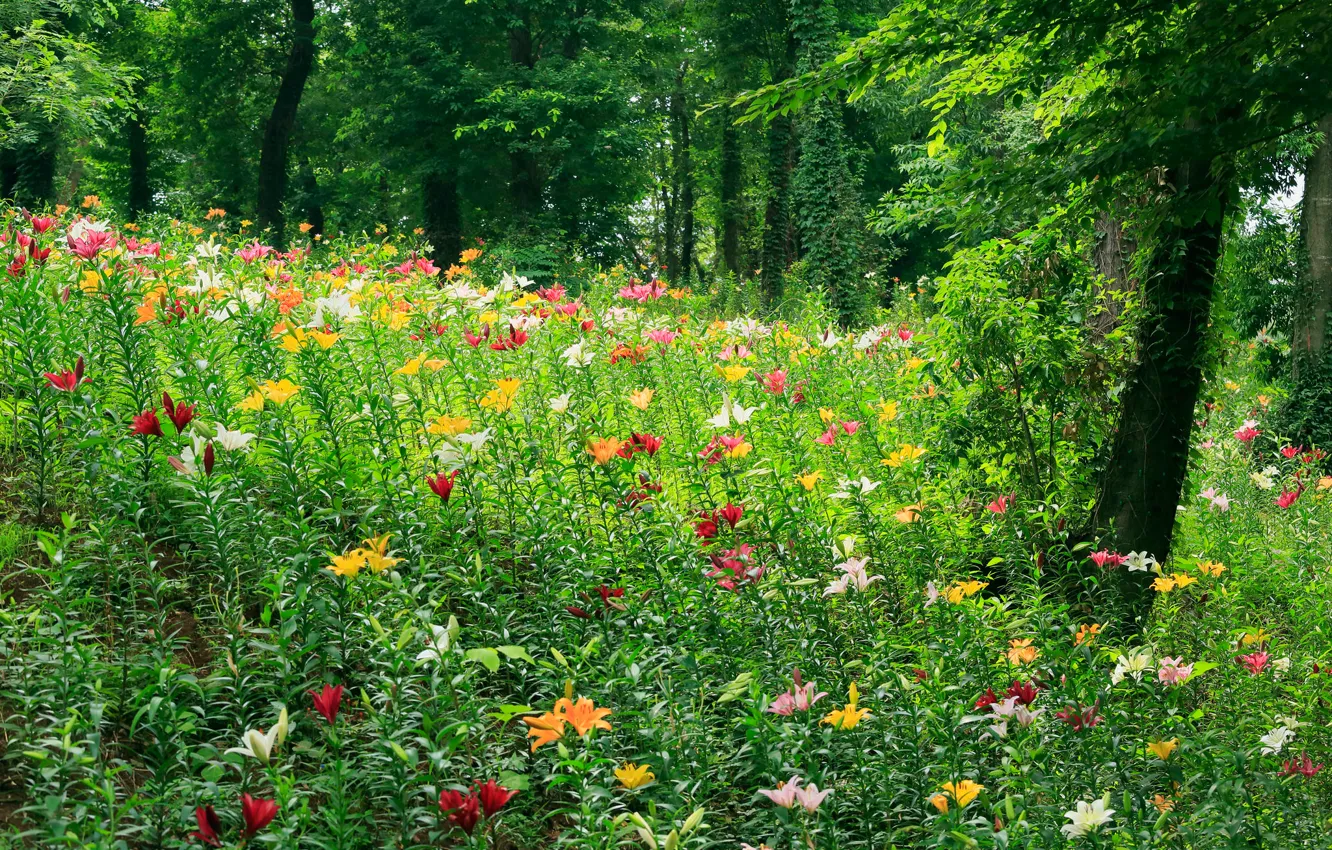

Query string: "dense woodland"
[[4, 1, 1332, 848]]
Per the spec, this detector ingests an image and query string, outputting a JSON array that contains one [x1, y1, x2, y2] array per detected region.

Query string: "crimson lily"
[[44, 356, 86, 392], [162, 392, 196, 432], [439, 789, 481, 834], [477, 779, 518, 816], [131, 409, 163, 437], [427, 471, 458, 502], [191, 805, 223, 846], [309, 683, 343, 725], [240, 793, 278, 836]]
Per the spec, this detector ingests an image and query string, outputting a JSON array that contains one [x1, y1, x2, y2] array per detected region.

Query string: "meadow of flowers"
[[1, 205, 1330, 849]]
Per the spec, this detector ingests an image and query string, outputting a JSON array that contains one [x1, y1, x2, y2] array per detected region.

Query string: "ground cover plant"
[[0, 206, 1330, 850]]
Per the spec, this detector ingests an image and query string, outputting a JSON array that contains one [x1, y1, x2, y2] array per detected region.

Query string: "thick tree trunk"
[[424, 169, 462, 265], [720, 105, 742, 278], [1294, 114, 1332, 380], [256, 0, 316, 247], [3, 127, 56, 206], [1092, 158, 1227, 623], [127, 105, 152, 220], [1090, 209, 1136, 340]]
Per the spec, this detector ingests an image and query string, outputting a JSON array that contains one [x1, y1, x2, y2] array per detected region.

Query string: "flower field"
[[2, 208, 1331, 849]]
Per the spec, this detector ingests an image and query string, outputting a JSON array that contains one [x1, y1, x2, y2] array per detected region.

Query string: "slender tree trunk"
[[127, 104, 152, 221], [424, 169, 462, 265], [1294, 114, 1332, 380], [760, 32, 798, 306], [1093, 158, 1228, 623], [720, 105, 742, 278], [256, 0, 316, 247], [1090, 208, 1137, 341], [672, 66, 695, 285], [664, 138, 678, 281], [562, 3, 583, 59], [508, 5, 542, 222], [297, 158, 324, 238]]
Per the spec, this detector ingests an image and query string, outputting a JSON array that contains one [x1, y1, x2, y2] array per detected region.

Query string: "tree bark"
[[1092, 158, 1228, 623], [297, 157, 324, 238], [720, 104, 742, 278], [1090, 209, 1136, 341], [672, 66, 695, 285], [1294, 114, 1332, 380], [508, 5, 542, 222], [424, 169, 462, 265], [256, 0, 316, 247], [127, 104, 152, 221], [760, 31, 798, 306]]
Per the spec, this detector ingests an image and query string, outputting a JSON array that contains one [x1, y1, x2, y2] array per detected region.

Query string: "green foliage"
[[0, 205, 1329, 850]]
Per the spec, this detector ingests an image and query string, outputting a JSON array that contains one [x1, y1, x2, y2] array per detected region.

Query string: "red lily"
[[66, 230, 116, 260], [987, 494, 1012, 514], [240, 793, 278, 836], [131, 409, 163, 437], [426, 471, 458, 502], [439, 789, 481, 834], [1088, 550, 1127, 569], [716, 502, 743, 529], [1281, 754, 1324, 778], [1006, 679, 1041, 705], [191, 805, 223, 846], [1055, 702, 1102, 731], [761, 369, 787, 395], [309, 683, 343, 724], [162, 392, 196, 431], [1237, 651, 1270, 675], [477, 779, 518, 817], [630, 432, 663, 456], [463, 326, 490, 347], [44, 356, 86, 392]]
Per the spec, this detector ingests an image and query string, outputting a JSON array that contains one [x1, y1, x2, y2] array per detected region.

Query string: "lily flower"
[[226, 706, 289, 765], [309, 684, 343, 725], [758, 777, 802, 808], [822, 682, 871, 729], [191, 805, 222, 846], [476, 780, 518, 816], [615, 762, 656, 790], [241, 794, 278, 837], [438, 789, 481, 834]]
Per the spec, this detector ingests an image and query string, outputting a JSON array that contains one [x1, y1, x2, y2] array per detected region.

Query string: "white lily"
[[226, 706, 288, 765], [215, 423, 257, 452]]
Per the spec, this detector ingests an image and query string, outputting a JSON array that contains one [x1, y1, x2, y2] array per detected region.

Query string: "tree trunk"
[[127, 104, 152, 221], [424, 169, 462, 265], [256, 0, 316, 247], [1092, 158, 1228, 623], [760, 31, 798, 307], [297, 158, 324, 238], [720, 104, 742, 278], [1090, 209, 1136, 341], [1294, 114, 1332, 380], [508, 5, 542, 222], [672, 66, 695, 286], [3, 127, 57, 206]]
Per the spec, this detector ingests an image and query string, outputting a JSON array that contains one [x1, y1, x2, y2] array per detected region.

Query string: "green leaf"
[[497, 645, 536, 665], [465, 647, 501, 673]]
